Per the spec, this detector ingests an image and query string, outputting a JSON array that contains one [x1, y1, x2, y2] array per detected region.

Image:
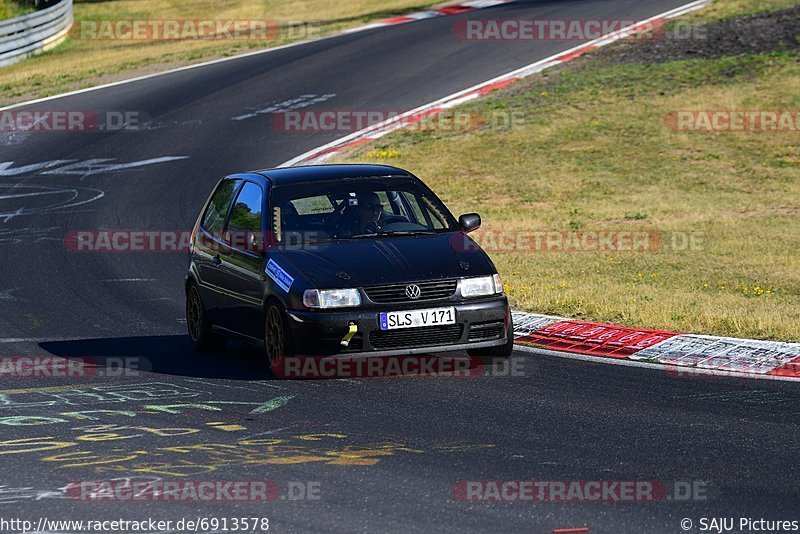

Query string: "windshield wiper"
[[378, 230, 437, 236], [344, 230, 437, 239]]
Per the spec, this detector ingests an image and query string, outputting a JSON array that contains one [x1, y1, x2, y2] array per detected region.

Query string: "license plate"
[[379, 307, 456, 330]]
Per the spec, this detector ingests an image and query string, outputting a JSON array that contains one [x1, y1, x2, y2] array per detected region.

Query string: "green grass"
[[0, 0, 35, 20], [337, 3, 800, 341]]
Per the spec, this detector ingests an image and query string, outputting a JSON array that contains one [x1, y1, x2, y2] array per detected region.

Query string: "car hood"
[[277, 233, 494, 287]]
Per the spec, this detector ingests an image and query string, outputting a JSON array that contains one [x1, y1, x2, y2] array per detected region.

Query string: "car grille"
[[369, 324, 464, 350], [364, 279, 457, 303], [468, 320, 505, 342]]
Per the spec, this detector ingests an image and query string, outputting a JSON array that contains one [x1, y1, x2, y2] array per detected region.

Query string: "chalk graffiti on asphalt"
[[0, 226, 61, 245], [0, 396, 295, 422], [0, 157, 188, 178], [0, 382, 204, 409], [0, 432, 494, 475], [0, 183, 105, 223], [0, 477, 165, 504], [232, 94, 336, 121]]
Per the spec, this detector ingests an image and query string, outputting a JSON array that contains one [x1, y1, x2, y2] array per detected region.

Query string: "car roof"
[[252, 164, 412, 185]]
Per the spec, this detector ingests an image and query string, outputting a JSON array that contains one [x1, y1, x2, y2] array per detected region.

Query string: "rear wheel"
[[186, 283, 227, 351], [265, 303, 294, 374], [467, 323, 514, 366]]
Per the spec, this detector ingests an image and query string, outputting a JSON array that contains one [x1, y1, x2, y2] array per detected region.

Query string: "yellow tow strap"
[[340, 322, 358, 347]]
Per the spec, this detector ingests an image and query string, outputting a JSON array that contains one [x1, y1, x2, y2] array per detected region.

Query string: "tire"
[[186, 283, 227, 352], [467, 322, 514, 366], [264, 303, 295, 376]]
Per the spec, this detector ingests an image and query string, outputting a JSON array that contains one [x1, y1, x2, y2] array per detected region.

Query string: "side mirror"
[[458, 213, 481, 233], [249, 231, 266, 253]]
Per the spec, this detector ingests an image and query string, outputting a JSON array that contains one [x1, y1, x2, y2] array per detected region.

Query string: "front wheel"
[[467, 323, 514, 366], [186, 283, 227, 352], [265, 303, 294, 374]]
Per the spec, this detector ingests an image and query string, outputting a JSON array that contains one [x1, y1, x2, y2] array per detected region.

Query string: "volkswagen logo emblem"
[[405, 284, 421, 299]]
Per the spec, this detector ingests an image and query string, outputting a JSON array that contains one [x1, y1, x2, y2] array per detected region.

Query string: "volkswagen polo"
[[185, 164, 513, 372]]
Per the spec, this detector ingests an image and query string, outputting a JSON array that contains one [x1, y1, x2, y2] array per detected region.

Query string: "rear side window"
[[227, 182, 264, 232], [290, 195, 335, 215], [202, 179, 241, 235]]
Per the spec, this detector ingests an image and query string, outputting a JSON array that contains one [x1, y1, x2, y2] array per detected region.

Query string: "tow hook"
[[340, 322, 358, 347]]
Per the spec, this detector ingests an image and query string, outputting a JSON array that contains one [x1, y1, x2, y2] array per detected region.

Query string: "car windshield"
[[270, 176, 459, 244]]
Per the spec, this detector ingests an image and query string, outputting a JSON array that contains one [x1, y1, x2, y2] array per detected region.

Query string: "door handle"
[[212, 255, 222, 265]]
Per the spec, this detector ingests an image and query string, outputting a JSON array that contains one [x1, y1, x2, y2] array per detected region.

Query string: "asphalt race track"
[[1, 0, 799, 532]]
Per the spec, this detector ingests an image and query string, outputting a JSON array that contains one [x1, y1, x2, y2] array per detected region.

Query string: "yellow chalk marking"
[[294, 433, 347, 441], [0, 437, 76, 455], [0, 382, 162, 395], [206, 422, 247, 432], [265, 455, 331, 464]]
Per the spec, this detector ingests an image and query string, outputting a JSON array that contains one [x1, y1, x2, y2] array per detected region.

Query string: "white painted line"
[[100, 278, 156, 282], [461, 0, 503, 6], [0, 189, 65, 200], [404, 11, 440, 20], [0, 338, 56, 343], [342, 23, 388, 34], [39, 156, 189, 176], [232, 93, 336, 121]]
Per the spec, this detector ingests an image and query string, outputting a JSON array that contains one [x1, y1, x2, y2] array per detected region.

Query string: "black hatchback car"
[[186, 164, 513, 370]]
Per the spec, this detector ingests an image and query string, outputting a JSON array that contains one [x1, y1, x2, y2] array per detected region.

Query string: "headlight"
[[303, 288, 361, 308], [460, 275, 504, 298]]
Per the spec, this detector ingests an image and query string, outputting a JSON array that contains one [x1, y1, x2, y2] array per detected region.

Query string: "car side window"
[[404, 192, 428, 225], [377, 191, 409, 218], [404, 192, 446, 229], [290, 195, 335, 215], [202, 179, 241, 236], [227, 181, 264, 233]]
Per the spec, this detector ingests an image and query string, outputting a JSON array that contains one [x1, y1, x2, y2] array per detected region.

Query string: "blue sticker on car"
[[266, 259, 294, 292]]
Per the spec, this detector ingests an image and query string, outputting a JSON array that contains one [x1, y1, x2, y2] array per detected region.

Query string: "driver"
[[346, 191, 383, 235]]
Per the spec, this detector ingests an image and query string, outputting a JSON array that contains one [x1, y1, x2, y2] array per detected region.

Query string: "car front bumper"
[[285, 296, 510, 357]]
